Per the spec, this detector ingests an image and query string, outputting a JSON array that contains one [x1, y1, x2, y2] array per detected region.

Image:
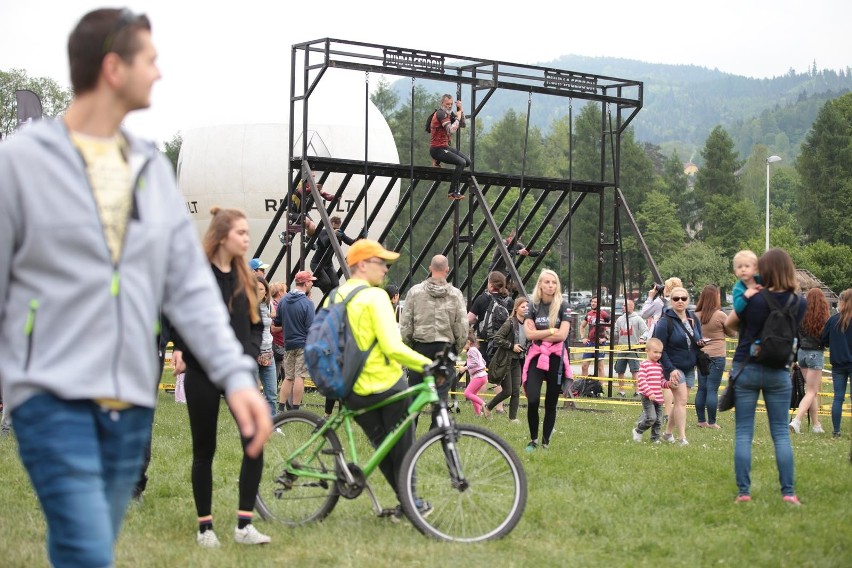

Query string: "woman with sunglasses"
[[653, 286, 705, 445]]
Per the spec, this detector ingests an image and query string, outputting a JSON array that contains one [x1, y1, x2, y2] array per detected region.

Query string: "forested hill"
[[391, 55, 852, 161]]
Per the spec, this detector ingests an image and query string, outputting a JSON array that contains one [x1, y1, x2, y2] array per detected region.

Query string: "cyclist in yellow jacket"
[[331, 240, 432, 517]]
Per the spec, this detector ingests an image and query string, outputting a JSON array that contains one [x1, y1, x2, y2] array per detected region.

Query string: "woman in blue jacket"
[[822, 288, 852, 439], [653, 286, 705, 446]]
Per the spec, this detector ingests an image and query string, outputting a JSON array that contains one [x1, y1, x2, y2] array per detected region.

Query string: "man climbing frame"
[[428, 94, 470, 200]]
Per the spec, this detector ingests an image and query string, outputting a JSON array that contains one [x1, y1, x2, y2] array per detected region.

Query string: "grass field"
[[1, 387, 850, 568]]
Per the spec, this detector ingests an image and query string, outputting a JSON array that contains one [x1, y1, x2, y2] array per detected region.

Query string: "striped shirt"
[[636, 360, 665, 403]]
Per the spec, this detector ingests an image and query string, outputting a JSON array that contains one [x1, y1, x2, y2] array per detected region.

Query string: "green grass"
[[1, 390, 849, 568]]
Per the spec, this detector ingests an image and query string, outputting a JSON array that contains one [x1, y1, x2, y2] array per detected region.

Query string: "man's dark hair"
[[330, 216, 342, 227], [385, 284, 400, 300], [68, 8, 151, 95]]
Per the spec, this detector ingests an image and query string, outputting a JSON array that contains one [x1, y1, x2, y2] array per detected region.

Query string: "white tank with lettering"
[[176, 72, 400, 282]]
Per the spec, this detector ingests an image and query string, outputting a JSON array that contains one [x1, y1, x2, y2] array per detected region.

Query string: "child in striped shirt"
[[632, 338, 667, 443]]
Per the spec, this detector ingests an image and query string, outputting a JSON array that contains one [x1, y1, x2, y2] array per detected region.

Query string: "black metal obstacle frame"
[[253, 39, 662, 391]]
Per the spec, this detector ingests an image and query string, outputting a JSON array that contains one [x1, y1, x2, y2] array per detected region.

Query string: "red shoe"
[[321, 191, 335, 201], [432, 159, 442, 168], [735, 495, 751, 503], [782, 495, 801, 506]]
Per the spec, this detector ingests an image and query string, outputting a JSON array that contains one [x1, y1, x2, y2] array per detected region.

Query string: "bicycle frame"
[[283, 373, 446, 485]]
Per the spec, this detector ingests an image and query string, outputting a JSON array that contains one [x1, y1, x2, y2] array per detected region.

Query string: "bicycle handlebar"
[[423, 343, 457, 386]]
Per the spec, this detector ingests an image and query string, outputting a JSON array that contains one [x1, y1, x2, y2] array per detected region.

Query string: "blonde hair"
[[645, 337, 663, 351], [530, 269, 562, 327], [664, 277, 683, 295], [733, 249, 758, 269]]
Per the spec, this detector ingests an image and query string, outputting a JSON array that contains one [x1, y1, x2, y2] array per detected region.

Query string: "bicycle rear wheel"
[[256, 410, 341, 526], [398, 424, 527, 542]]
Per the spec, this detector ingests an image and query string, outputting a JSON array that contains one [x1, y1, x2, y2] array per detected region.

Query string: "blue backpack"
[[304, 286, 376, 399]]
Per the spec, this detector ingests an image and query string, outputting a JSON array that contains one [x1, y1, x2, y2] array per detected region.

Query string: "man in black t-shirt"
[[467, 272, 513, 352]]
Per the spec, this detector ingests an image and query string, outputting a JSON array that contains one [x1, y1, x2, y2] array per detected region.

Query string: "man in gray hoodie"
[[401, 255, 468, 389], [0, 9, 270, 567]]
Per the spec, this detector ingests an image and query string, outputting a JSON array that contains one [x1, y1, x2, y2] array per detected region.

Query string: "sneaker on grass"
[[197, 530, 221, 548], [632, 428, 642, 443], [234, 524, 271, 545]]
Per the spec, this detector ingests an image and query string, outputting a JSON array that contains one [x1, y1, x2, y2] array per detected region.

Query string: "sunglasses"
[[103, 9, 146, 54], [671, 296, 688, 302]]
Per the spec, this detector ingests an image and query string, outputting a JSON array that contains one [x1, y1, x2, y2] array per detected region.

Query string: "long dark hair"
[[802, 288, 829, 337], [695, 284, 720, 325], [202, 207, 259, 324], [758, 248, 798, 293]]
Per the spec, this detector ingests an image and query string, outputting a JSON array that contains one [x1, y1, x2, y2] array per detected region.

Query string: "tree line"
[[373, 79, 852, 298], [4, 67, 849, 298]]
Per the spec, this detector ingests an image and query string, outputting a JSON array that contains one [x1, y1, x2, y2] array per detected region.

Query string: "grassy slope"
[[0, 390, 849, 568]]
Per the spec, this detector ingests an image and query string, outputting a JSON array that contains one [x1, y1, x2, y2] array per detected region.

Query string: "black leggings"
[[487, 359, 522, 420], [312, 263, 339, 296], [524, 354, 562, 444], [430, 146, 470, 192], [346, 378, 412, 498], [185, 367, 263, 517]]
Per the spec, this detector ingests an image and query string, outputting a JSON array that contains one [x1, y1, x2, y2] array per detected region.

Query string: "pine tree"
[[694, 126, 743, 208], [796, 94, 852, 244]]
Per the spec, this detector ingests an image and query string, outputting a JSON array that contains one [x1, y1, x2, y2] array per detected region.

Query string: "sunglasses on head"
[[671, 296, 688, 302], [103, 9, 146, 54]]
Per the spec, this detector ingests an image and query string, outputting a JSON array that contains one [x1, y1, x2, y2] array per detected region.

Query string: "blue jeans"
[[13, 394, 153, 568], [733, 363, 795, 497], [258, 363, 278, 417], [636, 396, 662, 440], [831, 367, 851, 435], [695, 356, 726, 424]]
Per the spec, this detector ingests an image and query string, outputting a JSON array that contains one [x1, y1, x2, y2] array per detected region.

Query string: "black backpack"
[[424, 109, 438, 133], [752, 289, 799, 369], [478, 294, 510, 341], [424, 109, 457, 133]]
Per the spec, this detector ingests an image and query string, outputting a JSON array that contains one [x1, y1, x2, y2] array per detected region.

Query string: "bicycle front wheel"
[[398, 424, 527, 542], [255, 410, 341, 526]]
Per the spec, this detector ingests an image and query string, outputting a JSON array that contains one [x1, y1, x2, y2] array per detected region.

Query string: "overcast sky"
[[2, 0, 849, 144]]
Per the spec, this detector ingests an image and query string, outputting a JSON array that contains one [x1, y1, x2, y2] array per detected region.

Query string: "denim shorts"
[[675, 367, 696, 389], [797, 349, 824, 370]]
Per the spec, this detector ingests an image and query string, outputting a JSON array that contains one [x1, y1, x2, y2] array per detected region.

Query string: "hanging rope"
[[409, 77, 415, 276], [567, 98, 574, 295], [361, 71, 370, 230], [516, 91, 532, 267]]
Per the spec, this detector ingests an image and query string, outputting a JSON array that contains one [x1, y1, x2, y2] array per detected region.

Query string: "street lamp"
[[765, 155, 782, 251]]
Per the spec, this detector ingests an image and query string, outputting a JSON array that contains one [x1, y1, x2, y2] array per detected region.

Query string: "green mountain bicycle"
[[256, 348, 527, 542]]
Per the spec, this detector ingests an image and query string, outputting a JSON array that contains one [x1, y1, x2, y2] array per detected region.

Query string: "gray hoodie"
[[400, 277, 468, 354], [0, 120, 256, 412]]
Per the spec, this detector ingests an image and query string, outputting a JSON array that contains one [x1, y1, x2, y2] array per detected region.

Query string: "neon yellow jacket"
[[329, 278, 431, 396]]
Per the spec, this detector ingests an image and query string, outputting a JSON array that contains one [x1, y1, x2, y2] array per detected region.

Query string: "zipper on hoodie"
[[68, 125, 155, 401], [111, 269, 124, 399], [24, 299, 39, 370]]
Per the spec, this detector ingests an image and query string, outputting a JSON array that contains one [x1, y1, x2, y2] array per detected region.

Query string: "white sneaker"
[[789, 418, 801, 434], [679, 438, 689, 446], [661, 433, 675, 444], [632, 428, 643, 443], [812, 424, 825, 434], [197, 530, 221, 548], [234, 524, 271, 545]]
